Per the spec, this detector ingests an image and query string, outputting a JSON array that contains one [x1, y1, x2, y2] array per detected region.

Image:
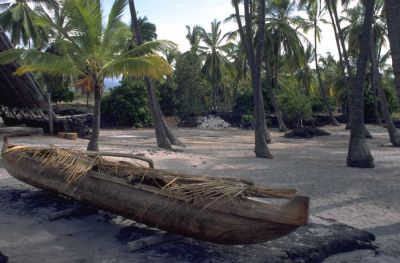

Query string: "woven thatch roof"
[[0, 28, 53, 122]]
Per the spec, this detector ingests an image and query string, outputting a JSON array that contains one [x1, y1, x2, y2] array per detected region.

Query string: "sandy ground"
[[0, 124, 399, 262]]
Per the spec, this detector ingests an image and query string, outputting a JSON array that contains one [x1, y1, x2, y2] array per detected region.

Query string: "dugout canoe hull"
[[2, 146, 309, 245]]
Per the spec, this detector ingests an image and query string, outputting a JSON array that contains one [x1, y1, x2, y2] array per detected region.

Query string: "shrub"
[[50, 85, 74, 104], [174, 51, 210, 118], [277, 89, 312, 128], [101, 80, 151, 127], [233, 92, 253, 114]]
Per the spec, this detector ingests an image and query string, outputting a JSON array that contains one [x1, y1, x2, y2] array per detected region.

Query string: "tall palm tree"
[[185, 25, 202, 52], [128, 0, 183, 149], [264, 0, 308, 132], [343, 1, 390, 126], [347, 0, 375, 168], [370, 29, 400, 146], [385, 0, 400, 101], [300, 0, 339, 126], [199, 19, 231, 112], [325, 0, 352, 128], [0, 0, 173, 151], [233, 0, 273, 159], [0, 0, 57, 47], [295, 45, 317, 96]]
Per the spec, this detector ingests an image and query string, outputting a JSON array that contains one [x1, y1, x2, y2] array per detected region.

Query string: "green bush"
[[157, 80, 178, 116], [233, 92, 253, 114], [277, 89, 312, 128], [240, 114, 254, 127], [174, 51, 210, 118], [50, 85, 74, 104], [101, 80, 151, 127], [309, 96, 324, 113]]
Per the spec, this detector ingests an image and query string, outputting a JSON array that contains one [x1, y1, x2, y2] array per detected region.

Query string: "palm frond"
[[63, 0, 102, 54], [121, 40, 177, 58], [102, 55, 172, 80], [0, 48, 82, 76]]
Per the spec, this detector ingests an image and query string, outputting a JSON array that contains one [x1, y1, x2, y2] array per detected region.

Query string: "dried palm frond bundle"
[[4, 145, 101, 183], [5, 145, 296, 207]]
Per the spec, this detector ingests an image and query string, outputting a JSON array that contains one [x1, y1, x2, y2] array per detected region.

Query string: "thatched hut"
[[0, 29, 91, 136]]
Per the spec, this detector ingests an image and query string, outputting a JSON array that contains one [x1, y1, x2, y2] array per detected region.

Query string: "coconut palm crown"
[[0, 0, 174, 151]]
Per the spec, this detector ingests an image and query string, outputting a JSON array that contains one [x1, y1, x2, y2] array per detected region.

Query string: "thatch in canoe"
[[2, 137, 309, 245]]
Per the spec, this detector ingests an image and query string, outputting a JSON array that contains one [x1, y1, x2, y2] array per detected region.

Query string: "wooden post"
[[47, 92, 54, 135]]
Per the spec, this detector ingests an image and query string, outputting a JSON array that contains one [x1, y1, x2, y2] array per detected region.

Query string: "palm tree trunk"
[[370, 64, 383, 125], [234, 0, 272, 158], [332, 2, 354, 129], [347, 0, 375, 168], [47, 92, 54, 135], [313, 18, 339, 126], [327, 1, 351, 126], [385, 0, 400, 101], [370, 30, 400, 146], [265, 59, 287, 132], [87, 84, 101, 151], [128, 0, 183, 148], [144, 78, 171, 149]]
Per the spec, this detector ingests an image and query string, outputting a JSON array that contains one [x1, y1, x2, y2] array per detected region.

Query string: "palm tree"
[[185, 25, 202, 52], [295, 45, 317, 96], [385, 0, 400, 101], [0, 0, 57, 47], [0, 0, 173, 151], [370, 33, 400, 146], [199, 19, 231, 112], [325, 0, 352, 128], [232, 0, 273, 159], [264, 0, 308, 132], [347, 0, 375, 168], [300, 1, 339, 126], [343, 1, 390, 125], [128, 0, 184, 149]]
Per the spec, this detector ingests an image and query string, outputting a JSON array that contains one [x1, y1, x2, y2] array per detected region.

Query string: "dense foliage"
[[101, 80, 151, 127]]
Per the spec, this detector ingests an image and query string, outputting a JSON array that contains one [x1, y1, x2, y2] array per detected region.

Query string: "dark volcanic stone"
[[128, 223, 376, 263], [284, 127, 331, 139], [0, 251, 8, 263], [0, 186, 376, 263]]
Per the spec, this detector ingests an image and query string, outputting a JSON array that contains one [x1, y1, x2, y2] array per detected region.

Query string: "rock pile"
[[198, 115, 230, 129]]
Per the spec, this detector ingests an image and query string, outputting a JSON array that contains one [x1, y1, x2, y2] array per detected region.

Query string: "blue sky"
[[103, 0, 237, 52], [103, 0, 337, 55]]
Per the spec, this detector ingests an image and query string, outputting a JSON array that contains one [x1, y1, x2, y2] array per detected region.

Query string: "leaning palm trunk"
[[347, 0, 375, 168], [370, 31, 400, 146], [327, 1, 352, 127], [313, 18, 339, 126], [234, 0, 272, 158], [265, 60, 287, 132], [332, 2, 353, 129], [128, 0, 183, 149], [385, 0, 400, 101], [270, 88, 287, 132]]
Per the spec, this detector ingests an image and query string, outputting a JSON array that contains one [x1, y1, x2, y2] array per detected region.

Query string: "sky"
[[103, 0, 338, 57]]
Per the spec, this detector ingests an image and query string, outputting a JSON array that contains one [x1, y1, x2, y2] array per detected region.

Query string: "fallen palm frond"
[[5, 145, 101, 183], [4, 145, 296, 207]]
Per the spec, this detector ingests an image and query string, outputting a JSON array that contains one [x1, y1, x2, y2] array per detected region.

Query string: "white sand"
[[0, 124, 399, 262]]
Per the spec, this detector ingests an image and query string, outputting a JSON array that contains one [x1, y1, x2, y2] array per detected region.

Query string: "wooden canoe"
[[1, 138, 309, 245]]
